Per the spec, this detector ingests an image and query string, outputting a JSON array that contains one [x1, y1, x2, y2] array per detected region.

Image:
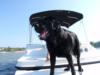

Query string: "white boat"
[[15, 10, 100, 75], [15, 43, 100, 75]]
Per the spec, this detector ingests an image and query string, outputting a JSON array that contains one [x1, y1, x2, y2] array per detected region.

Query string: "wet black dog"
[[32, 17, 83, 75]]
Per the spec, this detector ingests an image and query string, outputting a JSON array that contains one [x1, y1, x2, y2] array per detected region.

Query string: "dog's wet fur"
[[32, 16, 83, 75]]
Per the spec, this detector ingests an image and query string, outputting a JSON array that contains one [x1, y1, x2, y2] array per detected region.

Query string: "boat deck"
[[15, 63, 100, 75]]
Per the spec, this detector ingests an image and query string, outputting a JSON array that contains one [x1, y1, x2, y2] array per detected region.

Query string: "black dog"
[[32, 17, 83, 75]]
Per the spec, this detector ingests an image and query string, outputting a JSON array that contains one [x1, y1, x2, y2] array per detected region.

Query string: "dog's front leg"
[[50, 54, 56, 75]]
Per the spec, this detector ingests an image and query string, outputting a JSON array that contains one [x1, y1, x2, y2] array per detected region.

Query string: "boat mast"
[[81, 20, 89, 44], [29, 24, 32, 44]]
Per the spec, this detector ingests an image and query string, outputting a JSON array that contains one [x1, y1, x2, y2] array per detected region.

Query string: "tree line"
[[0, 47, 25, 52]]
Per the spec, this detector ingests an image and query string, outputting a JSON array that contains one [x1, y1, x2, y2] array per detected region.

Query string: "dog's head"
[[33, 16, 61, 40]]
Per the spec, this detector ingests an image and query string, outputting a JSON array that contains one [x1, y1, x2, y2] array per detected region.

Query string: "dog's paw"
[[78, 68, 83, 72], [64, 67, 70, 71]]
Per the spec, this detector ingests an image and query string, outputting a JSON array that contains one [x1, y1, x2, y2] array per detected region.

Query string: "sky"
[[0, 0, 100, 47]]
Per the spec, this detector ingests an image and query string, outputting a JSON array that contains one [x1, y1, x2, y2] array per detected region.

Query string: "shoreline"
[[0, 50, 26, 53]]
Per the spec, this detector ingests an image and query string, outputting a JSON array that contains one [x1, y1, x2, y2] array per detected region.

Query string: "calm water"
[[0, 51, 25, 75]]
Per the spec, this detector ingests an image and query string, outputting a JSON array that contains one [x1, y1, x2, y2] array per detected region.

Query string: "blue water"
[[0, 52, 25, 75], [0, 62, 16, 75]]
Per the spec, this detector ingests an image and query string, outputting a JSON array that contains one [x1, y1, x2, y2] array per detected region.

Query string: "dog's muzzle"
[[39, 31, 48, 40]]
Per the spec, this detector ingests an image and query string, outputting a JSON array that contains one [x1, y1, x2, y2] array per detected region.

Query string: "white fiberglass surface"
[[15, 63, 100, 75]]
